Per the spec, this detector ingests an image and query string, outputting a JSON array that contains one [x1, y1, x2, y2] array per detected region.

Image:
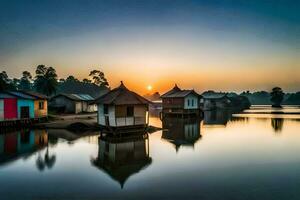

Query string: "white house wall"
[[87, 104, 97, 112], [75, 102, 82, 114], [108, 106, 116, 126], [184, 94, 199, 109], [98, 104, 104, 125], [97, 104, 147, 127]]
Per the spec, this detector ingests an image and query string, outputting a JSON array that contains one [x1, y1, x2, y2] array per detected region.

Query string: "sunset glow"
[[147, 85, 153, 91], [0, 0, 299, 95]]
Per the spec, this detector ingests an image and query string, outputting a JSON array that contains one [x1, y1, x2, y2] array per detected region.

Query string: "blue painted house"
[[8, 91, 35, 119]]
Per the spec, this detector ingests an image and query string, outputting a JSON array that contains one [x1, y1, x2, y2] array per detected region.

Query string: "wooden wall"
[[34, 100, 48, 118]]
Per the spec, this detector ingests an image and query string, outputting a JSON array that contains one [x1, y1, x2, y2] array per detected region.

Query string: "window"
[[103, 104, 108, 114], [127, 106, 134, 117], [38, 101, 44, 110], [187, 99, 190, 106], [191, 99, 194, 107]]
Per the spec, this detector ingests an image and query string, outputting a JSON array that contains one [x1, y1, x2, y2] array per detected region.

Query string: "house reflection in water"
[[92, 133, 152, 188], [203, 109, 232, 126], [271, 118, 284, 133], [0, 130, 48, 166], [162, 117, 202, 152]]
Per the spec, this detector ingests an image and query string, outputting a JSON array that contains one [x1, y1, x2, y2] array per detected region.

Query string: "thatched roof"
[[95, 81, 150, 105]]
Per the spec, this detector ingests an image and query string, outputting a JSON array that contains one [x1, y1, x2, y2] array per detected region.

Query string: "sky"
[[0, 0, 299, 94]]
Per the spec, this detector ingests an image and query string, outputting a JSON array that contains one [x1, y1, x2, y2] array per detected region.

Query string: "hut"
[[20, 91, 48, 118], [92, 133, 151, 188], [49, 93, 96, 114], [161, 84, 202, 117], [0, 91, 48, 127], [0, 91, 36, 120], [96, 81, 150, 131]]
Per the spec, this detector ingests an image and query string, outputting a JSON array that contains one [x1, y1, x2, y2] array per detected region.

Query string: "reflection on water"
[[92, 133, 151, 188], [271, 118, 284, 133], [0, 130, 51, 169], [0, 107, 300, 199], [162, 117, 201, 152], [203, 109, 232, 126]]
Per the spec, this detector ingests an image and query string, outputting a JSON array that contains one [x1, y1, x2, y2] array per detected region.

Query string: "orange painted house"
[[20, 91, 48, 118]]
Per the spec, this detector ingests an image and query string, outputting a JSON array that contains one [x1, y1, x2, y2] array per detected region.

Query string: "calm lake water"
[[1, 106, 300, 200]]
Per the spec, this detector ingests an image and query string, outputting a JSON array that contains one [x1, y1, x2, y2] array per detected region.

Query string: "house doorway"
[[20, 106, 30, 119]]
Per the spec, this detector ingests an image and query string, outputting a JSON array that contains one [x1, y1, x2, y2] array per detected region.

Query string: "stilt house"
[[161, 84, 202, 117], [96, 81, 150, 130]]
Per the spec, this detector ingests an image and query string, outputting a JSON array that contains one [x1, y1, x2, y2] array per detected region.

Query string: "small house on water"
[[96, 81, 150, 132], [161, 84, 202, 117]]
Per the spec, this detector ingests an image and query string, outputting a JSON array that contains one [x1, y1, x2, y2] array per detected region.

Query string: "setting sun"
[[147, 85, 153, 91]]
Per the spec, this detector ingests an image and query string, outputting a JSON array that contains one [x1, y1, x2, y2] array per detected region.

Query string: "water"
[[1, 107, 300, 200]]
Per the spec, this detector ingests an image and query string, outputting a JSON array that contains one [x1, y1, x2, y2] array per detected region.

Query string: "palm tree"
[[270, 87, 284, 107]]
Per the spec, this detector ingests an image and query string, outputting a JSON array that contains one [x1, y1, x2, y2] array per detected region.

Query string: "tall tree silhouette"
[[89, 69, 109, 87], [34, 65, 58, 96], [19, 71, 32, 90], [270, 87, 284, 107], [0, 71, 16, 90]]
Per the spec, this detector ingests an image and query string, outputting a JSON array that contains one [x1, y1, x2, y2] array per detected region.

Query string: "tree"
[[34, 65, 58, 96], [59, 78, 65, 83], [89, 69, 109, 87], [19, 71, 32, 90], [0, 71, 16, 90], [65, 75, 79, 82], [12, 78, 20, 89], [270, 87, 284, 107], [82, 78, 91, 84]]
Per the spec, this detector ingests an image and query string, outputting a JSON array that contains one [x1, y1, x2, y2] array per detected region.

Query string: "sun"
[[147, 85, 153, 91]]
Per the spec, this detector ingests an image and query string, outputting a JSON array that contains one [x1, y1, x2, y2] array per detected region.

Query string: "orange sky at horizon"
[[2, 26, 299, 95]]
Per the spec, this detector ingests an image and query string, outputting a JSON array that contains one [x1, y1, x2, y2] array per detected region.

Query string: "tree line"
[[0, 65, 109, 96]]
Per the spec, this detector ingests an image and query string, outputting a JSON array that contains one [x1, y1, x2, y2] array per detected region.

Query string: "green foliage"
[[34, 65, 58, 96], [270, 87, 284, 107]]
